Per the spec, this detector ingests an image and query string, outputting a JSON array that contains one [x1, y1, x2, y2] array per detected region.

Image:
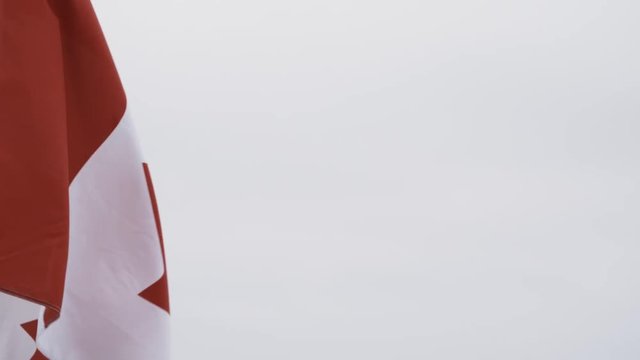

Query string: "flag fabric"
[[0, 0, 170, 359]]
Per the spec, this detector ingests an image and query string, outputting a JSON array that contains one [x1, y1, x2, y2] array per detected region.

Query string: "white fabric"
[[34, 112, 169, 359], [0, 293, 42, 359]]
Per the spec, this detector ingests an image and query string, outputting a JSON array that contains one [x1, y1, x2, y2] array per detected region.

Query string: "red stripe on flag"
[[0, 0, 126, 325]]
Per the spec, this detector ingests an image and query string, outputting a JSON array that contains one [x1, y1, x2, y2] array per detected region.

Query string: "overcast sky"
[[92, 0, 640, 358]]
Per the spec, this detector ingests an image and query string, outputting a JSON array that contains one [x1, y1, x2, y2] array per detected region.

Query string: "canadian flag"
[[0, 0, 170, 359]]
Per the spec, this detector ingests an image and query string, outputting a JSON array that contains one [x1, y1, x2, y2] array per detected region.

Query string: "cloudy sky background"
[[92, 0, 640, 358]]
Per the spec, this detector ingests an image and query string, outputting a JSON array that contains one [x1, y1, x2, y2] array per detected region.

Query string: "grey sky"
[[93, 0, 640, 358]]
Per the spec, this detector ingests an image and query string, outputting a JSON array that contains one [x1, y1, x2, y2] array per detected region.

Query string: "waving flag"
[[0, 0, 170, 359]]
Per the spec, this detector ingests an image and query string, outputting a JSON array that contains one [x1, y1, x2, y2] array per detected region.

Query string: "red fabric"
[[0, 0, 125, 322], [20, 320, 38, 341], [31, 350, 49, 360], [140, 163, 171, 314], [21, 320, 50, 359]]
